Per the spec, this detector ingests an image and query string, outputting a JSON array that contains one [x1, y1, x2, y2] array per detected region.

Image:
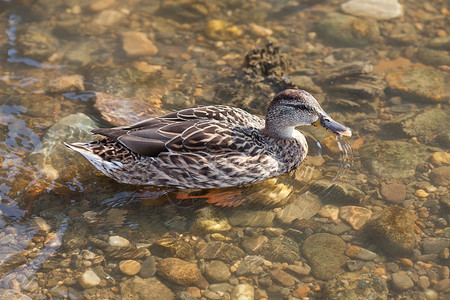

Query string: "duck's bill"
[[313, 115, 352, 137]]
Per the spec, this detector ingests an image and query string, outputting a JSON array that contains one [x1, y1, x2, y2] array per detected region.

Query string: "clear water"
[[0, 0, 448, 299]]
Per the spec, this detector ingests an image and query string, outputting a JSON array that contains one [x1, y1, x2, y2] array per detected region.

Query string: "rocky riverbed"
[[0, 0, 448, 299]]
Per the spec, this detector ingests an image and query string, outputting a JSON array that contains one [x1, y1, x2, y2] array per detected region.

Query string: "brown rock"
[[121, 31, 158, 57], [119, 260, 141, 276], [293, 286, 310, 298], [429, 166, 450, 186], [158, 258, 202, 286], [268, 269, 296, 287], [434, 279, 450, 292], [339, 206, 372, 230], [380, 183, 406, 204]]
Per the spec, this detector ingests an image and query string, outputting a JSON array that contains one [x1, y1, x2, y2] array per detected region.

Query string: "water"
[[0, 0, 449, 299]]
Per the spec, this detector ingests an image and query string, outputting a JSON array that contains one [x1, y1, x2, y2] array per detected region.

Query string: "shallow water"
[[0, 0, 449, 299]]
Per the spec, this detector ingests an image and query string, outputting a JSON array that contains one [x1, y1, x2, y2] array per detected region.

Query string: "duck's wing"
[[92, 106, 265, 158]]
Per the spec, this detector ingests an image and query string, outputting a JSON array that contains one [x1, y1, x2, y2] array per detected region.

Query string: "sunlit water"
[[0, 0, 448, 299]]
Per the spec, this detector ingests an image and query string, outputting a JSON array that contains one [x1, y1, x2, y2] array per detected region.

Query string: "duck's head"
[[264, 89, 352, 139]]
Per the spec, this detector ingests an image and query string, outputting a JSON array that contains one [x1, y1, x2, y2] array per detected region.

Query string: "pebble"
[[429, 166, 450, 186], [139, 256, 156, 278], [190, 206, 231, 233], [119, 260, 141, 276], [268, 269, 295, 287], [89, 0, 116, 11], [79, 269, 101, 289], [158, 258, 202, 286], [318, 204, 340, 221], [380, 183, 406, 204], [120, 31, 158, 57], [417, 276, 430, 290], [433, 278, 450, 291], [230, 283, 254, 300], [339, 206, 372, 230], [430, 152, 450, 166], [341, 0, 403, 20], [186, 286, 201, 298], [293, 286, 310, 298], [301, 233, 349, 280], [107, 236, 130, 247], [46, 74, 85, 93], [424, 289, 438, 300], [422, 237, 450, 254], [391, 271, 414, 291], [415, 189, 429, 198], [345, 245, 377, 260], [249, 23, 273, 37], [205, 260, 231, 283]]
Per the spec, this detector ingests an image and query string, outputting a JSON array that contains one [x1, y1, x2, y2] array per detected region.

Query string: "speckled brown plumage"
[[66, 89, 351, 189]]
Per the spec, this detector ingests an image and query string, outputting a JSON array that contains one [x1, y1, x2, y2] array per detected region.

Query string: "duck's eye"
[[297, 105, 307, 110]]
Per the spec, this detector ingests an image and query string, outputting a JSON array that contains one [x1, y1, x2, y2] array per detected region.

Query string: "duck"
[[65, 89, 351, 189]]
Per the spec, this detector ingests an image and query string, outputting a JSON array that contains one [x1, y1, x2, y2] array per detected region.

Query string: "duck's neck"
[[263, 119, 296, 139]]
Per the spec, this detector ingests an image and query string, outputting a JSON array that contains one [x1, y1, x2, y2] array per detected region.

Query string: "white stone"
[[33, 217, 51, 233], [107, 235, 130, 247], [341, 0, 403, 20], [79, 270, 101, 289], [231, 283, 254, 300]]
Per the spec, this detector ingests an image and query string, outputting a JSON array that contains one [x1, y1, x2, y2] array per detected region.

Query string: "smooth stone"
[[433, 279, 450, 292], [249, 23, 272, 37], [417, 48, 450, 66], [16, 25, 58, 59], [365, 206, 417, 256], [150, 238, 194, 260], [235, 256, 265, 276], [94, 92, 163, 127], [341, 0, 403, 20], [79, 269, 101, 289], [382, 109, 448, 140], [261, 236, 300, 264], [205, 260, 231, 283], [88, 10, 126, 35], [301, 233, 349, 280], [33, 217, 51, 233], [268, 269, 295, 287], [316, 12, 380, 47], [46, 74, 85, 93], [241, 235, 268, 255], [120, 31, 158, 57], [120, 277, 174, 300], [429, 35, 450, 50], [385, 68, 449, 103], [208, 283, 233, 294], [339, 206, 372, 230], [230, 283, 254, 300], [275, 192, 321, 224], [285, 263, 311, 277], [421, 237, 450, 254], [228, 210, 275, 227], [204, 19, 243, 41], [89, 0, 116, 11], [107, 236, 130, 247], [119, 260, 141, 276], [391, 271, 414, 292], [158, 258, 202, 286], [389, 23, 418, 44], [323, 271, 388, 298], [429, 166, 450, 186], [430, 152, 450, 166], [195, 241, 244, 263], [318, 204, 340, 220], [345, 245, 377, 261], [203, 290, 220, 300], [190, 206, 231, 233], [139, 255, 156, 278], [360, 141, 425, 179], [380, 183, 406, 204], [313, 180, 365, 204], [0, 289, 32, 300]]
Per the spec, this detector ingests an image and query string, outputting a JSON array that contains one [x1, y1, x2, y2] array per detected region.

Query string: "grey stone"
[[301, 233, 349, 280], [241, 235, 268, 255], [391, 271, 414, 292], [316, 12, 380, 47], [205, 260, 231, 283], [235, 256, 264, 276], [323, 271, 388, 299], [421, 237, 450, 255], [139, 256, 156, 278], [195, 241, 244, 263], [360, 141, 426, 179], [120, 277, 175, 300], [261, 236, 300, 264], [417, 48, 450, 66], [312, 180, 365, 204], [275, 193, 321, 224], [429, 166, 450, 186]]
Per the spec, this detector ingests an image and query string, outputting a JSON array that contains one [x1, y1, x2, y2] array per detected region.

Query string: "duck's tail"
[[64, 142, 123, 175]]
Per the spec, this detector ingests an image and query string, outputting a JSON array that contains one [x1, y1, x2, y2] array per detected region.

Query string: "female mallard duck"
[[66, 89, 351, 189]]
